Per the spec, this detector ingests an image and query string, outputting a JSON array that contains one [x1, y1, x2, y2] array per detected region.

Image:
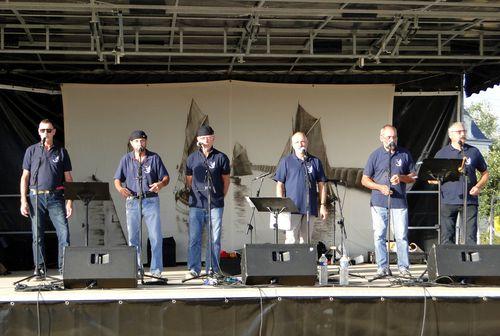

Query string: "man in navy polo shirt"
[[362, 125, 416, 277], [114, 130, 169, 278], [274, 132, 328, 244], [185, 125, 230, 277], [434, 121, 489, 245], [20, 119, 73, 275]]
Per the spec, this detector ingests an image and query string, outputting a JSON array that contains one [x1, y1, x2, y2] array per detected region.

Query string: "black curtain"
[[394, 95, 458, 252], [0, 90, 64, 269]]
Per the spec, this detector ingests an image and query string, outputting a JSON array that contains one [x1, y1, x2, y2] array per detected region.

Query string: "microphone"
[[300, 147, 308, 158], [388, 141, 396, 151], [196, 141, 202, 148], [458, 139, 464, 148], [138, 146, 145, 153], [41, 137, 46, 147], [252, 171, 272, 181]]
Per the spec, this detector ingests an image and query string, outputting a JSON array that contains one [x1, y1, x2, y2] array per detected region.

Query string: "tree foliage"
[[467, 101, 499, 139], [465, 102, 499, 222]]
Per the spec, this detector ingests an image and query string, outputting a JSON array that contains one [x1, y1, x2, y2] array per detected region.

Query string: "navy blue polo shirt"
[[22, 143, 72, 190], [186, 148, 230, 209], [273, 153, 327, 217], [435, 144, 487, 205], [114, 150, 169, 196], [363, 146, 415, 209]]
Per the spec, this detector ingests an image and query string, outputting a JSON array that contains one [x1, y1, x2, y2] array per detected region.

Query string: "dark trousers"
[[440, 203, 478, 245]]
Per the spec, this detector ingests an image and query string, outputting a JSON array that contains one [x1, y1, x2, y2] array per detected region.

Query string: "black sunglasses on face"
[[39, 129, 53, 133]]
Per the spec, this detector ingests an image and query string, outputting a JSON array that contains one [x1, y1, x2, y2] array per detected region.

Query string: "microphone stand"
[[136, 149, 166, 285], [15, 139, 58, 285], [458, 143, 468, 245], [370, 145, 395, 282], [385, 148, 393, 276], [183, 147, 222, 284], [302, 155, 312, 244], [369, 144, 411, 282]]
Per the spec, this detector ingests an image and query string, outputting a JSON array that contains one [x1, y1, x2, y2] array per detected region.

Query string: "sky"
[[464, 84, 500, 122]]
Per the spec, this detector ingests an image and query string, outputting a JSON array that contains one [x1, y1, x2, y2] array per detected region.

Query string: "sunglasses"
[[39, 129, 54, 133]]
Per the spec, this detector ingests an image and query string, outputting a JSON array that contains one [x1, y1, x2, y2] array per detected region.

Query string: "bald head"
[[291, 132, 308, 158]]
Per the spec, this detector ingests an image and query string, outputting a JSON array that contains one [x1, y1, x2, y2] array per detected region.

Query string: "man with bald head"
[[274, 132, 328, 244], [434, 121, 489, 245], [362, 125, 416, 277]]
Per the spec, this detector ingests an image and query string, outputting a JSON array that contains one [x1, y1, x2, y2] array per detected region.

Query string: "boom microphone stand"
[[246, 172, 270, 243], [330, 180, 364, 281]]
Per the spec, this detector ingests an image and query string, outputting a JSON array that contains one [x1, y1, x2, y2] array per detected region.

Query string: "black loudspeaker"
[[63, 246, 137, 288], [427, 244, 500, 284], [241, 244, 316, 285]]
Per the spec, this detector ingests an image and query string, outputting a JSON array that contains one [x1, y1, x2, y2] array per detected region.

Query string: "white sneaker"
[[151, 271, 162, 278], [184, 269, 199, 280], [399, 268, 412, 278]]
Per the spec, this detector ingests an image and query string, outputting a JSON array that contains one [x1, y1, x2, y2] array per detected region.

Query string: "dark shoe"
[[34, 268, 45, 279]]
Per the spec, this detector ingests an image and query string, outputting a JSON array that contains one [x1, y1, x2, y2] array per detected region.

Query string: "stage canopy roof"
[[0, 0, 499, 95]]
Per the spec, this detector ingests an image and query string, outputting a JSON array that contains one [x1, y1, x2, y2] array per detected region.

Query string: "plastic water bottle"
[[318, 254, 328, 286], [339, 255, 349, 286]]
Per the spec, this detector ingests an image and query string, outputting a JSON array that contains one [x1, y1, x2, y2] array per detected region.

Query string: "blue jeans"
[[188, 207, 224, 274], [126, 196, 163, 273], [29, 191, 69, 271], [371, 206, 409, 271]]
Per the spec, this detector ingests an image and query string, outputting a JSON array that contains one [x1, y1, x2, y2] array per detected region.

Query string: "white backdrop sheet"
[[62, 81, 394, 262]]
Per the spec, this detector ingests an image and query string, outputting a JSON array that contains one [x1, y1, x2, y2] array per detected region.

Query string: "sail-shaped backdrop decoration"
[[174, 99, 209, 213]]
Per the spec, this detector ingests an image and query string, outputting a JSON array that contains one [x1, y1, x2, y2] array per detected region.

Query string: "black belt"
[[130, 191, 158, 199]]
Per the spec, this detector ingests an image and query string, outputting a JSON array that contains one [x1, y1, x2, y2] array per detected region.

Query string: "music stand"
[[64, 182, 110, 246], [420, 158, 462, 243], [247, 197, 299, 244]]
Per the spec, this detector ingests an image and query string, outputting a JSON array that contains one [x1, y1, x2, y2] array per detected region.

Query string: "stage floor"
[[2, 263, 500, 303], [3, 264, 500, 336]]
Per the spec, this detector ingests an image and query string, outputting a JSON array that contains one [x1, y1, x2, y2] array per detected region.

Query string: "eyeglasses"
[[451, 129, 466, 133], [39, 129, 54, 133]]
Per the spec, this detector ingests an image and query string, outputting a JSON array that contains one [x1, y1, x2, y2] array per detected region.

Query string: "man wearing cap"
[[20, 119, 73, 275], [274, 132, 328, 244], [361, 125, 416, 278], [114, 130, 169, 278], [185, 125, 230, 277], [434, 121, 489, 245]]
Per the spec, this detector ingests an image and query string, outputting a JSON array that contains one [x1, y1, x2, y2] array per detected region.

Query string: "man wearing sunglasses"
[[435, 121, 489, 245], [20, 119, 73, 275]]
